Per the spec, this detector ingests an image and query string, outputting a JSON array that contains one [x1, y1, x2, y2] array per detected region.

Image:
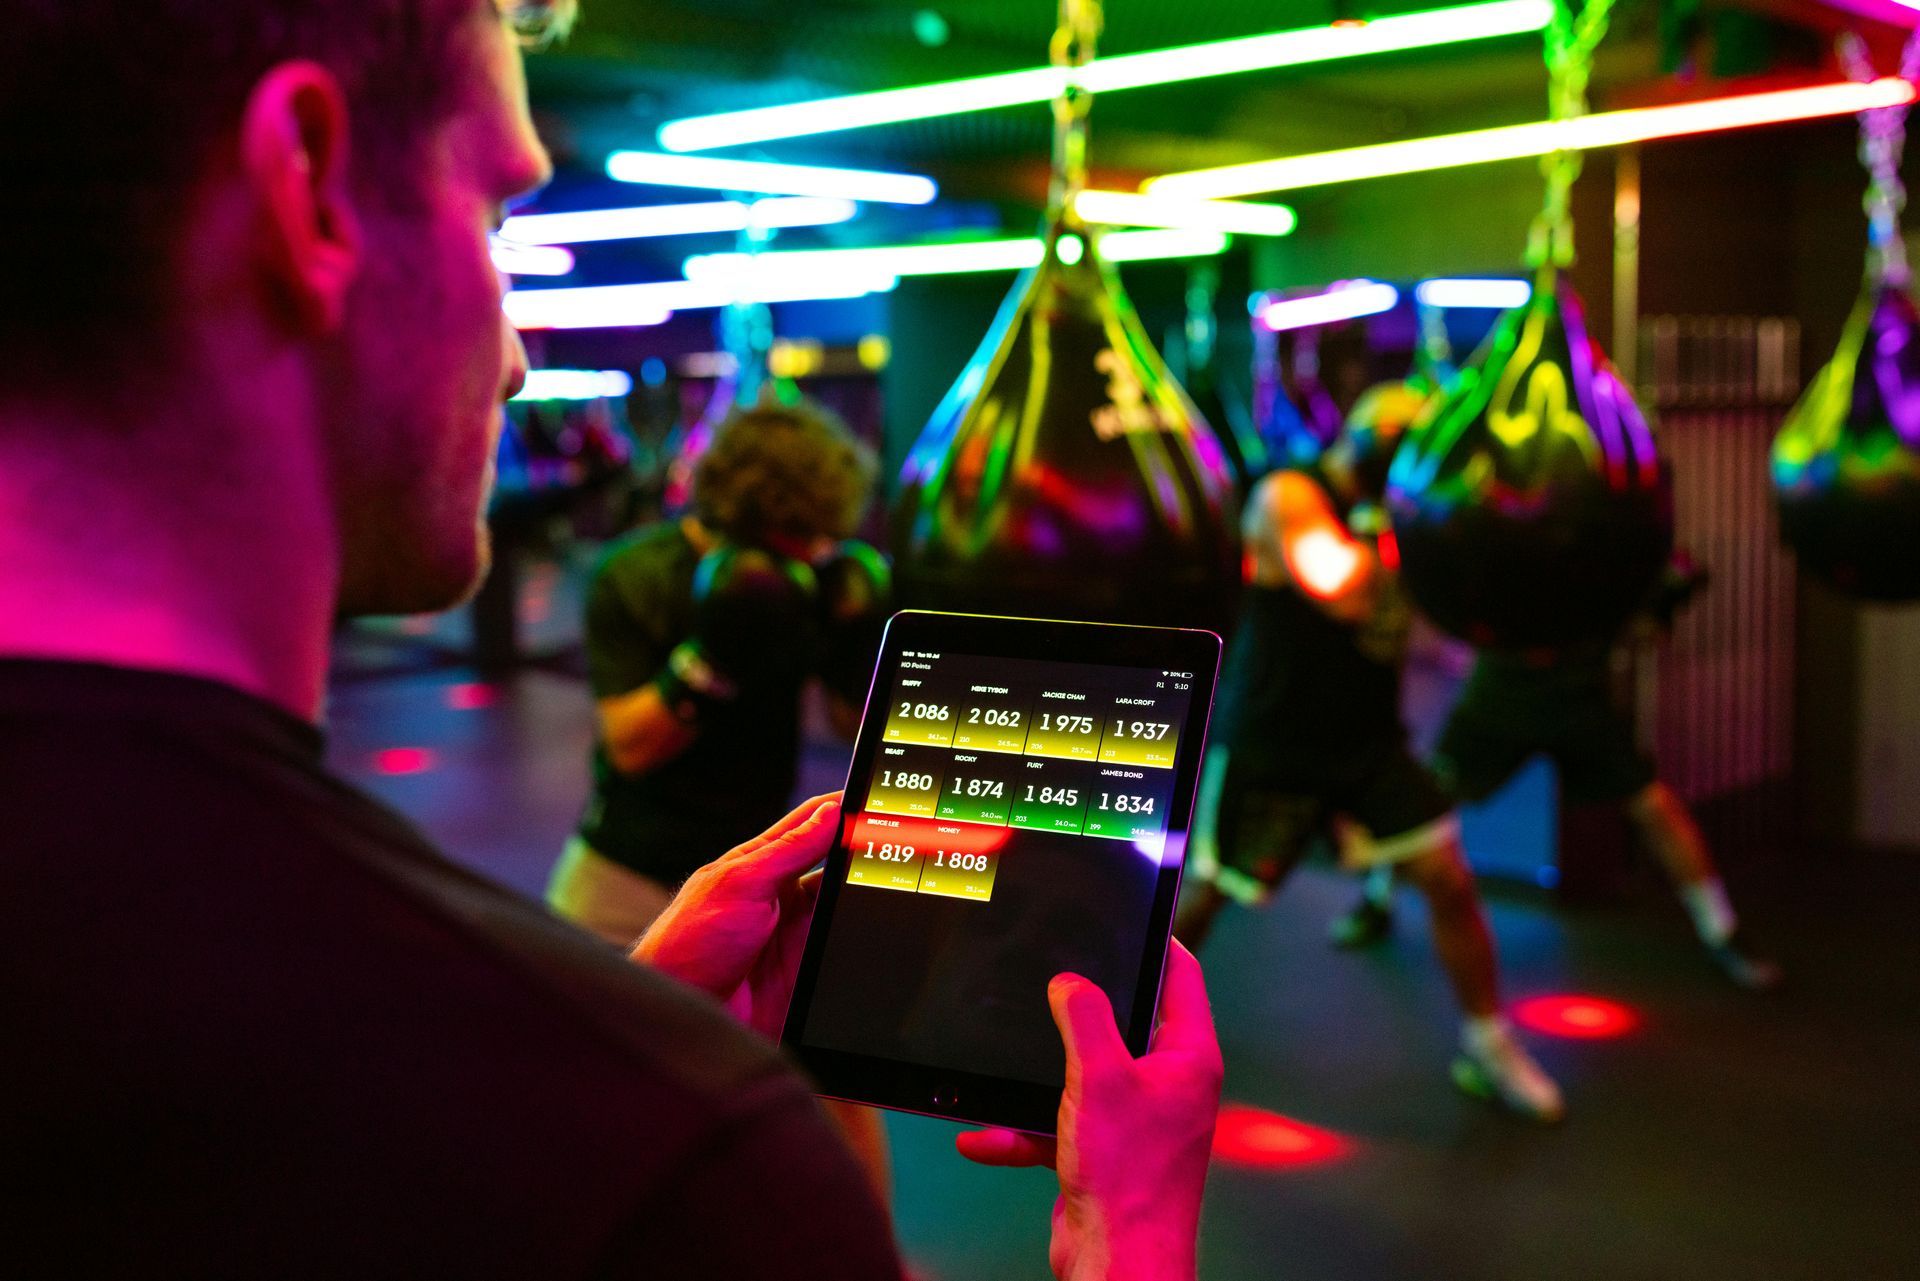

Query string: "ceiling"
[[515, 0, 1905, 288]]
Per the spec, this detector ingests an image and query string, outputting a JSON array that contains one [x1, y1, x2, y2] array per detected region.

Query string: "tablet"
[[781, 610, 1222, 1134]]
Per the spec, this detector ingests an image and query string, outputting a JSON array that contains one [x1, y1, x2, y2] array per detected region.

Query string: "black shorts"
[[1435, 666, 1655, 806], [1208, 746, 1455, 904]]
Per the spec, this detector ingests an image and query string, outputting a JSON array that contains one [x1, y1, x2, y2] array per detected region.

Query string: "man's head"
[[693, 402, 879, 560], [4, 1, 572, 615], [1328, 379, 1432, 504]]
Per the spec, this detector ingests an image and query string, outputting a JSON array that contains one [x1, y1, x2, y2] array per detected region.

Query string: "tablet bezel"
[[780, 610, 1222, 1135]]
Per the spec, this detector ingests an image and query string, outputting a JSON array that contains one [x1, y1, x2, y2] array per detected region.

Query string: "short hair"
[[3, 1, 574, 400], [693, 402, 879, 548]]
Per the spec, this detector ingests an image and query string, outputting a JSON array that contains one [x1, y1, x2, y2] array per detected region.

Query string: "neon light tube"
[[687, 239, 1042, 281], [1102, 228, 1233, 262], [489, 239, 575, 276], [1150, 78, 1918, 199], [1255, 282, 1400, 331], [657, 0, 1554, 151], [684, 229, 1230, 284], [500, 196, 859, 246], [1072, 191, 1297, 236], [512, 370, 636, 401], [503, 273, 899, 331], [604, 152, 937, 205], [1415, 278, 1533, 308]]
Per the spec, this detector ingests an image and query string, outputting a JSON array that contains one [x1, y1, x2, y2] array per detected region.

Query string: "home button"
[[930, 1085, 959, 1111]]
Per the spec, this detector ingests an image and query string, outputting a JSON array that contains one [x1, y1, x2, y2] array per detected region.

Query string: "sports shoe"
[[1453, 1022, 1566, 1123], [1328, 895, 1395, 949], [1708, 929, 1783, 992]]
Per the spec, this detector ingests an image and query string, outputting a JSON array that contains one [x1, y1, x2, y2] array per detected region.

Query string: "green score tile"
[[1008, 759, 1092, 834], [1082, 767, 1176, 843], [935, 753, 1017, 826]]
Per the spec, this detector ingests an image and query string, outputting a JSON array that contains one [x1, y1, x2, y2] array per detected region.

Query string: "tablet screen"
[[790, 624, 1210, 1096]]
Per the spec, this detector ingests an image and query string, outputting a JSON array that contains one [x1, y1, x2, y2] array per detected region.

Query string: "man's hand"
[[955, 943, 1223, 1281], [632, 794, 840, 1039]]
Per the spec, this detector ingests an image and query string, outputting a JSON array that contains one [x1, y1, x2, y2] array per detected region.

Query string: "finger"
[[724, 796, 843, 889], [1049, 973, 1129, 1074], [725, 792, 841, 859], [1148, 941, 1220, 1059], [955, 1128, 1057, 1169]]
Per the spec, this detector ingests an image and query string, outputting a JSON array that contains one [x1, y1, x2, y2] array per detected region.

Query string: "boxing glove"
[[655, 546, 817, 719], [813, 540, 892, 706]]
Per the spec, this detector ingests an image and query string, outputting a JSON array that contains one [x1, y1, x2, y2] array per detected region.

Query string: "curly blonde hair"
[[693, 402, 878, 547]]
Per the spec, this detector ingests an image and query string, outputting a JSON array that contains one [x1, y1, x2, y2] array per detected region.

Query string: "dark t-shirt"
[[0, 660, 899, 1281], [579, 523, 803, 884], [1216, 465, 1412, 782]]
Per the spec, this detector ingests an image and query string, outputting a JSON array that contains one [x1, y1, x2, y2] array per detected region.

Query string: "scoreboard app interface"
[[798, 646, 1197, 1087]]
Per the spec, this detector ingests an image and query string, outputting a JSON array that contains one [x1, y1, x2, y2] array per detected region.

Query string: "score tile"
[[846, 845, 925, 892], [867, 745, 947, 818], [917, 833, 1001, 902], [1024, 695, 1103, 760], [1098, 714, 1179, 769], [844, 814, 928, 892], [1008, 757, 1093, 835], [1083, 765, 1177, 847], [845, 813, 1005, 903], [883, 692, 959, 747], [951, 684, 1033, 754], [936, 751, 1018, 826]]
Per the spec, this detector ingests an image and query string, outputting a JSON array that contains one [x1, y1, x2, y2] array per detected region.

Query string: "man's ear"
[[240, 62, 362, 334]]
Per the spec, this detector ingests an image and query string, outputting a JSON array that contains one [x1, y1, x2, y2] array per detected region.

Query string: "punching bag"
[[1773, 283, 1920, 600], [890, 0, 1239, 632], [1386, 0, 1668, 650], [1772, 32, 1920, 602], [892, 226, 1240, 630], [1386, 269, 1672, 649]]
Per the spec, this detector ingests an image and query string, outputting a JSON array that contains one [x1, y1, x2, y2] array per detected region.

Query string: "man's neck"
[[0, 404, 338, 722]]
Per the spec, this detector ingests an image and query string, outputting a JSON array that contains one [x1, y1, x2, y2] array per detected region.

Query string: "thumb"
[[727, 797, 842, 890], [1048, 973, 1129, 1077]]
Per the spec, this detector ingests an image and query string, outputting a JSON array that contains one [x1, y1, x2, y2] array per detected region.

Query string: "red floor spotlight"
[[374, 747, 438, 776], [1513, 994, 1640, 1040], [1212, 1105, 1352, 1170], [444, 683, 499, 711]]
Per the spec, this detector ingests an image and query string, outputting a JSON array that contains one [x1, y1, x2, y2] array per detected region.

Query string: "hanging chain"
[[1526, 0, 1615, 269], [1416, 296, 1454, 379], [1049, 0, 1103, 224], [1839, 30, 1920, 288]]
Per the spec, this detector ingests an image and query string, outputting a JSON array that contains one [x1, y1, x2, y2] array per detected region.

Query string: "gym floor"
[[327, 617, 1919, 1281]]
